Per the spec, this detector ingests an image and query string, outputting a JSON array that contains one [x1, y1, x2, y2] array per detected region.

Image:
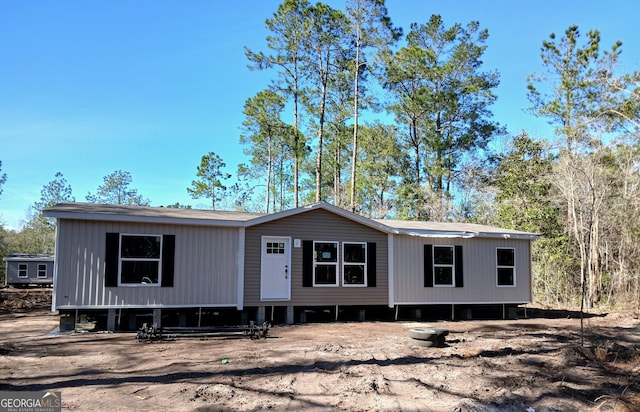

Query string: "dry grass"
[[594, 345, 609, 362], [594, 390, 640, 412], [0, 288, 52, 311]]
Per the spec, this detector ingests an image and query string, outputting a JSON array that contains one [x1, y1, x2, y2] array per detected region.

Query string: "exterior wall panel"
[[54, 219, 240, 309], [393, 235, 531, 304], [244, 209, 388, 306]]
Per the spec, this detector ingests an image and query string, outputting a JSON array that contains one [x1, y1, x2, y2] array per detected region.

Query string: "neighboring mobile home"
[[43, 202, 538, 331], [3, 253, 55, 287]]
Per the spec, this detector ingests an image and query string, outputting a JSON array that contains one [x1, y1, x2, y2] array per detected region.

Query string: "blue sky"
[[1, 0, 638, 230]]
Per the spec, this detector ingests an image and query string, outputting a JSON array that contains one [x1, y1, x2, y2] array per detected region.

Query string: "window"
[[18, 264, 28, 278], [343, 242, 366, 286], [266, 242, 285, 254], [120, 235, 162, 285], [433, 246, 454, 286], [105, 233, 175, 288], [37, 264, 47, 278], [424, 244, 463, 288], [497, 248, 515, 286], [313, 241, 338, 286], [303, 240, 376, 288]]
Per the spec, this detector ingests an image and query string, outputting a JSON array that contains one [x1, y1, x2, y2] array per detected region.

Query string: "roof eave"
[[395, 229, 540, 240], [3, 256, 55, 261], [42, 210, 247, 227], [395, 230, 476, 239], [478, 232, 541, 240]]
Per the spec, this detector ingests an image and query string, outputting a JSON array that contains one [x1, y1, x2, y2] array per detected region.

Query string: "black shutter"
[[367, 242, 376, 287], [455, 245, 464, 288], [161, 235, 175, 287], [105, 233, 119, 287], [424, 244, 433, 287], [302, 240, 313, 287]]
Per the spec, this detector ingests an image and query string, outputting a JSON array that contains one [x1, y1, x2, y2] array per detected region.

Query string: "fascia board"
[[43, 210, 246, 227], [394, 229, 540, 240]]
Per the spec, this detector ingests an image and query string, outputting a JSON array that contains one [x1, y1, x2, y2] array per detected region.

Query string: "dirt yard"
[[0, 294, 639, 411]]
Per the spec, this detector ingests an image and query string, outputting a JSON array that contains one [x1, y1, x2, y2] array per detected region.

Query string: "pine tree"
[[187, 152, 232, 210]]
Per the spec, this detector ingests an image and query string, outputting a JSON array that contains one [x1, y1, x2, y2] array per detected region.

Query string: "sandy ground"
[[0, 304, 639, 412]]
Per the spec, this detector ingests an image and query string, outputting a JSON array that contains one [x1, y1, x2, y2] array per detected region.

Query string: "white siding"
[[54, 219, 240, 309], [393, 235, 532, 304]]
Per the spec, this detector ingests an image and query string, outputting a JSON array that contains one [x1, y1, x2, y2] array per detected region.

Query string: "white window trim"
[[18, 263, 28, 278], [433, 245, 455, 287], [342, 241, 367, 287], [496, 247, 516, 288], [37, 264, 48, 278], [118, 233, 163, 287], [313, 240, 339, 287]]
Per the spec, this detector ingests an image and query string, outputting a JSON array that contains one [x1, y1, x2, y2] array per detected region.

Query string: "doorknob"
[[285, 265, 288, 279]]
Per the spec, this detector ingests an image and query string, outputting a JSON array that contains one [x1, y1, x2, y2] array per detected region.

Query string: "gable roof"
[[43, 202, 539, 239], [245, 202, 394, 233]]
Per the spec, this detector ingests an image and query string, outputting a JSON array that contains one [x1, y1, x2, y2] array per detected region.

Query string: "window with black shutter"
[[104, 233, 175, 287], [302, 240, 377, 287], [425, 244, 463, 287]]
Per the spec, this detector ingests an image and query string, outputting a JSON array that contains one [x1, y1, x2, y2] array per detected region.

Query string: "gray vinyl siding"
[[244, 209, 388, 306], [5, 260, 54, 285], [393, 236, 532, 304], [54, 219, 240, 309]]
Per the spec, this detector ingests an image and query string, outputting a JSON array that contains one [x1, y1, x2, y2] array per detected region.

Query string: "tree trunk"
[[350, 31, 361, 213], [278, 156, 284, 212], [315, 52, 330, 203], [411, 118, 420, 186], [293, 62, 300, 208], [334, 143, 342, 206], [588, 210, 600, 307], [265, 131, 272, 213]]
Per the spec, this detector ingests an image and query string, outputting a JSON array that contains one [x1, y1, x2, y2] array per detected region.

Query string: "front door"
[[260, 236, 291, 300]]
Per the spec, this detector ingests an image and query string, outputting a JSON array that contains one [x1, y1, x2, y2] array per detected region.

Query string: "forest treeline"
[[1, 0, 638, 309]]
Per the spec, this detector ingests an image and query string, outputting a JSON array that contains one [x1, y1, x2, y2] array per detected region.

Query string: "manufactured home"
[[43, 202, 538, 331], [3, 253, 55, 287]]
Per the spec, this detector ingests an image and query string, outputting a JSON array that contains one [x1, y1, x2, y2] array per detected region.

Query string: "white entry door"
[[260, 236, 291, 300]]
